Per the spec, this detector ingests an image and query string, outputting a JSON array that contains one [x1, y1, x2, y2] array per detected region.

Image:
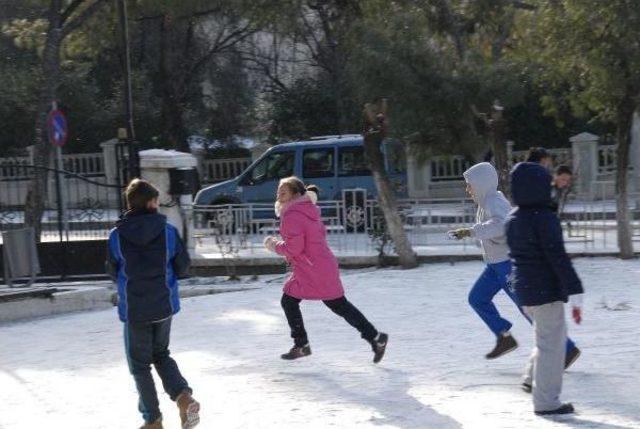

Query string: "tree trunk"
[[362, 100, 418, 269], [615, 100, 635, 259], [24, 2, 63, 241], [489, 106, 510, 197], [159, 15, 190, 153]]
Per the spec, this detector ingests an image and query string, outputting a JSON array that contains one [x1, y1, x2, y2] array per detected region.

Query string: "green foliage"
[[1, 0, 634, 159], [514, 0, 640, 123], [268, 77, 358, 142]]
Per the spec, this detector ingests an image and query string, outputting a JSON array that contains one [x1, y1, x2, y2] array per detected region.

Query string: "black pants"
[[281, 294, 378, 347], [124, 317, 190, 423]]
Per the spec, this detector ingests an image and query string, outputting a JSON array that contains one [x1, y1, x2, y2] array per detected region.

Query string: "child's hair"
[[279, 176, 320, 197], [525, 147, 551, 163], [305, 184, 320, 198], [555, 164, 572, 176], [125, 178, 159, 211]]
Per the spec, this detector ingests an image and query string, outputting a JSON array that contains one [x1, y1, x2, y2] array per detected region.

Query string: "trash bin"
[[2, 227, 40, 287]]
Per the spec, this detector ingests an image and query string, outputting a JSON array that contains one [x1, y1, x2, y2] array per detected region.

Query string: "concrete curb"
[[190, 250, 628, 276], [0, 287, 113, 324], [0, 284, 261, 324]]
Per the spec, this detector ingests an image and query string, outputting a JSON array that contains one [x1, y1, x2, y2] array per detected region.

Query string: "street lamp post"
[[117, 0, 139, 179]]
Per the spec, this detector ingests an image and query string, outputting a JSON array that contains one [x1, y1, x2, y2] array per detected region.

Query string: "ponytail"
[[305, 184, 319, 204]]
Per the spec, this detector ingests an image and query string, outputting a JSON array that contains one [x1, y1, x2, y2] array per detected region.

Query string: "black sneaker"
[[522, 382, 532, 393], [535, 403, 575, 416], [372, 333, 388, 364], [565, 347, 581, 370], [281, 344, 311, 360], [485, 333, 518, 359]]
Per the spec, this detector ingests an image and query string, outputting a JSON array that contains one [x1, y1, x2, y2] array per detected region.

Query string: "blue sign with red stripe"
[[47, 109, 68, 147]]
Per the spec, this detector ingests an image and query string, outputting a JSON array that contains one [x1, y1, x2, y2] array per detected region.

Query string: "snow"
[[1, 258, 639, 429], [188, 135, 258, 151], [139, 149, 191, 158]]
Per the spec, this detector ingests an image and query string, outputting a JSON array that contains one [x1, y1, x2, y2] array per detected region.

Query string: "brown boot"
[[176, 390, 200, 429], [139, 417, 163, 429]]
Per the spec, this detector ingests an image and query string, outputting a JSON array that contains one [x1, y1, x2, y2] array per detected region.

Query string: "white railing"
[[0, 157, 31, 180], [190, 192, 478, 256], [201, 157, 251, 183], [62, 152, 104, 176], [511, 148, 572, 166], [598, 144, 617, 176], [430, 156, 473, 181], [189, 192, 640, 257], [0, 152, 105, 180]]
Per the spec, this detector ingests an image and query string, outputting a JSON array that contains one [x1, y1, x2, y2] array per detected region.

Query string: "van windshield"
[[248, 151, 294, 184]]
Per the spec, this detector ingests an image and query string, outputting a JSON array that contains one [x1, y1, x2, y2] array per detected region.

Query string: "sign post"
[[47, 103, 69, 244]]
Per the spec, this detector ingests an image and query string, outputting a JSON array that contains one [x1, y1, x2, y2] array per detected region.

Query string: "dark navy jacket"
[[106, 210, 190, 323], [506, 163, 583, 306]]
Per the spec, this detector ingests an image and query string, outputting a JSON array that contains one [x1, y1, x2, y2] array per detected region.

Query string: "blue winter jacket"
[[506, 162, 583, 306], [106, 210, 190, 323]]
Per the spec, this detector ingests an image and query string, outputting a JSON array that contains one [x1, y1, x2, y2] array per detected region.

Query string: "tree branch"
[[134, 6, 224, 22], [511, 1, 536, 11], [61, 0, 107, 37], [60, 0, 86, 26], [183, 24, 256, 88]]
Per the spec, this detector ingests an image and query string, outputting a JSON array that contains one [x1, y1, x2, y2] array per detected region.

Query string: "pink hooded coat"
[[274, 194, 344, 300]]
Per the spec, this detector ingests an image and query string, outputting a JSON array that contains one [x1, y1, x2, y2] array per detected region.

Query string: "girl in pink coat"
[[264, 176, 388, 362]]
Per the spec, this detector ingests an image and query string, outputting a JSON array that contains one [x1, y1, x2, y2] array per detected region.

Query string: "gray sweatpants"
[[523, 301, 567, 412]]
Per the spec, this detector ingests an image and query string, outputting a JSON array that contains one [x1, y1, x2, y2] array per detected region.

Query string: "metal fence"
[[0, 152, 105, 180], [190, 189, 481, 256], [200, 157, 252, 183], [0, 165, 123, 243], [189, 187, 640, 257], [430, 156, 474, 182]]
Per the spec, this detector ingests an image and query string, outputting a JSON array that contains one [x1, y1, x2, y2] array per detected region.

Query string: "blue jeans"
[[468, 261, 576, 352], [124, 317, 190, 423]]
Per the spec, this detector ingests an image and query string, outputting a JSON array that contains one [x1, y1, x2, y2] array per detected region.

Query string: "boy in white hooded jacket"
[[448, 162, 520, 359]]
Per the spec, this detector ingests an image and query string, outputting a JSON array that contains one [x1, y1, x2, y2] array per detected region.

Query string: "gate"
[[0, 155, 129, 280]]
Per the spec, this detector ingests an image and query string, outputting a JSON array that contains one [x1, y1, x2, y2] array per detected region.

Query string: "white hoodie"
[[463, 162, 511, 264]]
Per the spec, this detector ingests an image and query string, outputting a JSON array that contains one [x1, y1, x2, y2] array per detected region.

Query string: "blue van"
[[194, 135, 407, 206]]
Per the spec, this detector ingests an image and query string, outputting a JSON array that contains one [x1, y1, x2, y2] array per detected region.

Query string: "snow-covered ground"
[[1, 258, 639, 429]]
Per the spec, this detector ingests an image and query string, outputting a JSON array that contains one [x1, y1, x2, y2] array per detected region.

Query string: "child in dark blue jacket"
[[506, 163, 584, 416], [107, 179, 200, 429]]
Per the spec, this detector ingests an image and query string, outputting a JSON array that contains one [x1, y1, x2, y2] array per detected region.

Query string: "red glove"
[[572, 307, 582, 325]]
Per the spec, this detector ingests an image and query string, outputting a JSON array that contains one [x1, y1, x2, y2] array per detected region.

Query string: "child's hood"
[[510, 162, 552, 207], [279, 194, 321, 221], [116, 212, 167, 246], [463, 162, 498, 204]]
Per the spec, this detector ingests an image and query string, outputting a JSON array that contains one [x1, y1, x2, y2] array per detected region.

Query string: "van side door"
[[336, 145, 377, 197], [301, 146, 337, 200]]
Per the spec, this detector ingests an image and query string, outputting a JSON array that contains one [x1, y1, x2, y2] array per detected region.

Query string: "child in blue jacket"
[[506, 163, 584, 416], [107, 179, 200, 429]]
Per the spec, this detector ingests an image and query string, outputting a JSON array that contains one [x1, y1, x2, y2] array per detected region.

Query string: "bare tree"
[[24, 0, 108, 240], [141, 9, 257, 151], [363, 99, 418, 269], [473, 101, 510, 196]]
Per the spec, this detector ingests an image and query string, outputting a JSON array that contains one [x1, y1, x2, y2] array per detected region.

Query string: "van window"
[[303, 148, 334, 178], [338, 146, 371, 176], [247, 151, 294, 184], [385, 141, 406, 174]]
